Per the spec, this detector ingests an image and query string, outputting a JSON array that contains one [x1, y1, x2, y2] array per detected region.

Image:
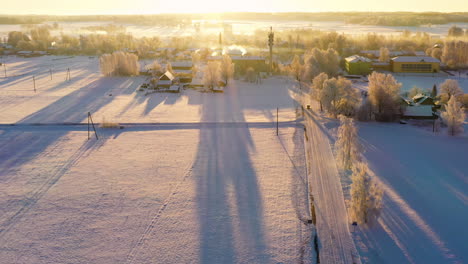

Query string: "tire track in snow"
[[0, 138, 103, 242], [125, 160, 195, 264]]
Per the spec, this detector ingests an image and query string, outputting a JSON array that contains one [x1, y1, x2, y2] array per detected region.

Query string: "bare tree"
[[203, 61, 221, 89], [220, 54, 234, 84], [441, 96, 466, 136], [335, 115, 361, 170]]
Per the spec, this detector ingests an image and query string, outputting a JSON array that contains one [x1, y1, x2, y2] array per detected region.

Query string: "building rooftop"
[[391, 56, 440, 63], [345, 55, 372, 63], [171, 61, 193, 68]]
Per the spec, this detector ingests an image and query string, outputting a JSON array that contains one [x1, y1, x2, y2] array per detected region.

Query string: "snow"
[[352, 122, 468, 264], [0, 56, 313, 263]]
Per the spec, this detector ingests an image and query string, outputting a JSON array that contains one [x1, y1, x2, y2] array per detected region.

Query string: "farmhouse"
[[345, 55, 372, 75], [157, 71, 176, 89], [391, 56, 440, 73]]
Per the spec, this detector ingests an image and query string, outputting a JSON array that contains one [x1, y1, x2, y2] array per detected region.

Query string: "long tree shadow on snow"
[[195, 83, 269, 263]]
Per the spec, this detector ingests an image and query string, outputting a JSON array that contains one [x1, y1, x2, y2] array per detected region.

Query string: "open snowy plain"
[[0, 55, 467, 264], [0, 56, 313, 263]]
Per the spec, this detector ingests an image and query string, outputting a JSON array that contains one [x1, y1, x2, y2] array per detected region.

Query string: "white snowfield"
[[0, 56, 313, 263], [354, 122, 468, 264]]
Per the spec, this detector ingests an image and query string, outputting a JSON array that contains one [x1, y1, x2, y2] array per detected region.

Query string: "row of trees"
[[99, 52, 140, 76], [310, 73, 361, 117], [202, 55, 234, 89], [283, 48, 341, 83], [335, 116, 383, 225]]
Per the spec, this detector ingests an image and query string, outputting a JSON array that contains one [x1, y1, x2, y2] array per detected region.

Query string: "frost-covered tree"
[[150, 60, 162, 77], [440, 79, 463, 100], [310, 72, 328, 111], [165, 62, 174, 75], [442, 41, 468, 68], [408, 86, 424, 99], [335, 116, 361, 170], [368, 72, 402, 121], [220, 54, 234, 84], [321, 77, 360, 117], [336, 78, 361, 117], [99, 51, 140, 76], [379, 47, 390, 62], [203, 61, 221, 89], [321, 77, 340, 117], [441, 96, 466, 136], [302, 48, 340, 81], [350, 162, 383, 225], [289, 55, 303, 82]]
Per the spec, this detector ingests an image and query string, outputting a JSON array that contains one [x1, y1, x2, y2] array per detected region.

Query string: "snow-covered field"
[[0, 56, 296, 124], [0, 56, 313, 263], [354, 122, 468, 264], [1, 55, 467, 263]]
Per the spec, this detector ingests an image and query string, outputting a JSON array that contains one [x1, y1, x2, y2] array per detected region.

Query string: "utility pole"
[[268, 27, 274, 75], [276, 107, 279, 136], [33, 76, 36, 93]]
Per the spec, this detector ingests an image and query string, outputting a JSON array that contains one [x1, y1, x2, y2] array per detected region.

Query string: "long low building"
[[391, 56, 440, 73]]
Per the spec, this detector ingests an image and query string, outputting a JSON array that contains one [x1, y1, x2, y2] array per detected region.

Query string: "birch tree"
[[220, 54, 234, 84], [350, 162, 383, 225], [441, 96, 466, 136], [335, 116, 361, 170], [203, 61, 221, 89], [289, 55, 303, 82], [310, 72, 328, 111]]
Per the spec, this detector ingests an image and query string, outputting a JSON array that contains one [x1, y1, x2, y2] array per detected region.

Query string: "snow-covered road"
[[304, 105, 361, 264]]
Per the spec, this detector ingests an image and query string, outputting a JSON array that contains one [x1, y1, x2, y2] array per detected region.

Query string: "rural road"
[[303, 104, 361, 264]]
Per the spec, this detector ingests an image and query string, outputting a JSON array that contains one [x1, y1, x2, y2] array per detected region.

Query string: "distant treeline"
[[1, 12, 468, 27]]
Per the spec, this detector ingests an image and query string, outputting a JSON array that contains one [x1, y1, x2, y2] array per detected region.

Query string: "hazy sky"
[[1, 0, 467, 14]]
